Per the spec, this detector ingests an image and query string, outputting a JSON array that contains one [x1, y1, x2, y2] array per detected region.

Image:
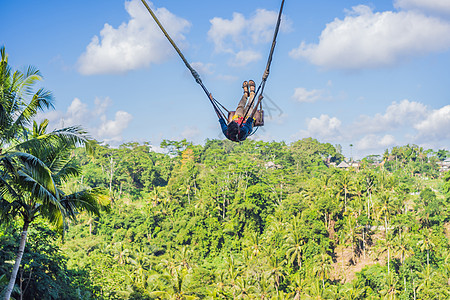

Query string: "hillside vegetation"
[[3, 138, 450, 299]]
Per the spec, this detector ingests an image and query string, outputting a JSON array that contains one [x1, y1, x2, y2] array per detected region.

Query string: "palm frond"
[[0, 153, 19, 179], [10, 151, 58, 196], [0, 172, 20, 200], [0, 197, 22, 224], [48, 125, 91, 146], [38, 199, 65, 230], [7, 88, 54, 138], [53, 160, 81, 185], [32, 119, 48, 137], [21, 65, 42, 97], [60, 187, 110, 218]]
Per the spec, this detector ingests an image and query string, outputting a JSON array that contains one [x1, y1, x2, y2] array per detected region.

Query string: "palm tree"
[[1, 123, 110, 300], [0, 47, 53, 145], [129, 246, 151, 290], [334, 171, 355, 212], [285, 216, 305, 270], [225, 255, 242, 296], [288, 271, 306, 300], [343, 210, 362, 264], [392, 232, 413, 265], [255, 272, 272, 299], [304, 278, 327, 300], [0, 48, 110, 299], [265, 247, 286, 295], [416, 265, 437, 299], [313, 248, 333, 289], [377, 231, 395, 275], [150, 267, 197, 300], [379, 271, 400, 300], [375, 191, 393, 236], [417, 228, 435, 267], [234, 276, 257, 299], [341, 281, 367, 300], [245, 231, 264, 259]]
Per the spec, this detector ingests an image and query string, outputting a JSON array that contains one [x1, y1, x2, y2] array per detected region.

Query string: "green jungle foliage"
[[2, 45, 450, 300], [3, 138, 450, 299]]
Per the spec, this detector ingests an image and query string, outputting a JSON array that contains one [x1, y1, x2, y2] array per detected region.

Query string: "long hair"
[[227, 121, 240, 142]]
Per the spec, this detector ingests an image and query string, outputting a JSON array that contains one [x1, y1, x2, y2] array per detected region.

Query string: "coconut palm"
[[313, 248, 333, 289], [377, 231, 395, 275], [392, 232, 413, 264], [417, 228, 435, 267], [265, 246, 286, 294], [150, 267, 197, 300], [334, 171, 355, 212], [234, 276, 257, 299], [285, 216, 305, 269], [343, 209, 362, 264], [0, 47, 109, 299], [416, 265, 437, 299], [0, 47, 53, 145], [379, 271, 400, 300], [1, 122, 110, 299], [288, 271, 307, 300]]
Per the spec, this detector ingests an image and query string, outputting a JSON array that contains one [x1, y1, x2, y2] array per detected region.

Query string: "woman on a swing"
[[140, 0, 284, 142], [219, 80, 261, 142]]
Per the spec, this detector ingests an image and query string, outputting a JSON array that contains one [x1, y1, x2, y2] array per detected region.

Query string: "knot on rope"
[[262, 69, 270, 81], [191, 69, 202, 84]]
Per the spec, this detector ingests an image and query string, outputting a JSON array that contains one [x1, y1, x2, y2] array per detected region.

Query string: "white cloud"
[[414, 105, 450, 141], [292, 87, 323, 103], [296, 114, 343, 140], [293, 100, 449, 158], [248, 9, 284, 44], [395, 0, 450, 16], [78, 0, 191, 75], [354, 99, 428, 134], [98, 111, 133, 142], [191, 62, 215, 75], [228, 50, 262, 67], [37, 97, 133, 144], [289, 5, 450, 70], [208, 12, 246, 54], [356, 134, 396, 151], [208, 9, 291, 67]]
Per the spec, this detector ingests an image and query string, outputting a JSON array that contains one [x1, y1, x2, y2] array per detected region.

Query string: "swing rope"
[[140, 0, 285, 124], [140, 0, 228, 120], [241, 0, 285, 124]]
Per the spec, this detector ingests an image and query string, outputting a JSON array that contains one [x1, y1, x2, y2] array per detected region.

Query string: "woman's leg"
[[235, 93, 248, 117], [243, 91, 255, 115], [235, 81, 249, 117], [243, 80, 256, 117]]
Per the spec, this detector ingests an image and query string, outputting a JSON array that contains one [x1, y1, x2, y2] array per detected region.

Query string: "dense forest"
[[2, 136, 450, 299], [2, 46, 450, 299]]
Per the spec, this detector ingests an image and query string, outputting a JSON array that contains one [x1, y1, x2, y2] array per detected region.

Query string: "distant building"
[[265, 161, 282, 169], [437, 158, 450, 173], [350, 161, 361, 169], [337, 161, 350, 169]]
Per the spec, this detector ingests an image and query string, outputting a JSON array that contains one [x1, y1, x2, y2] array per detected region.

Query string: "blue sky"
[[1, 0, 449, 159]]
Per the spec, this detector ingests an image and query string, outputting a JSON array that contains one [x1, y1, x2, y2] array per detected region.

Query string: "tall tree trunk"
[[4, 220, 30, 300], [344, 189, 347, 211], [387, 247, 390, 275], [362, 227, 366, 259]]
